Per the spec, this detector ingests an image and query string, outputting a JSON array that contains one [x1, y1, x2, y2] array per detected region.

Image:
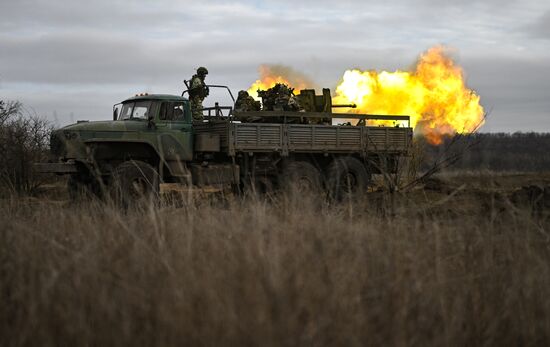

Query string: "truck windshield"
[[119, 101, 152, 120]]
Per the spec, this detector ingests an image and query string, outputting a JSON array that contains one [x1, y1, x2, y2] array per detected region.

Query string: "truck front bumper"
[[33, 162, 78, 174]]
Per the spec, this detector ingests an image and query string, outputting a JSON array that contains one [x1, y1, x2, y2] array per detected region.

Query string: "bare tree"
[[0, 100, 53, 195], [0, 100, 21, 126]]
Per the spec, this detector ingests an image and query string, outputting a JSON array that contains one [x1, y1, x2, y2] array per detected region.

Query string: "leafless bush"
[[0, 100, 53, 195], [374, 111, 486, 194], [0, 100, 21, 125], [401, 133, 482, 191]]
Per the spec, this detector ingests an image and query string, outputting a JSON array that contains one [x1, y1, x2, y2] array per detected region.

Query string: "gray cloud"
[[1, 0, 549, 132], [462, 57, 550, 132], [527, 11, 550, 39]]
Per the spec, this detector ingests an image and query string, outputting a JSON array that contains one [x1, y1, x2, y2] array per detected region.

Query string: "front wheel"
[[110, 160, 160, 207]]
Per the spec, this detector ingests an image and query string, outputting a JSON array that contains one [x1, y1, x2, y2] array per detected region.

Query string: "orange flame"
[[333, 46, 484, 144], [247, 64, 313, 99], [247, 47, 484, 145]]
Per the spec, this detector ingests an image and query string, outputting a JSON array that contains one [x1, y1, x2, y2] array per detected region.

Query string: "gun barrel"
[[332, 103, 357, 108]]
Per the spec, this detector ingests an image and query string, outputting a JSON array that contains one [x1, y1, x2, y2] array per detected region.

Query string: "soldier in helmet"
[[258, 83, 302, 112], [235, 90, 261, 112], [188, 67, 209, 120]]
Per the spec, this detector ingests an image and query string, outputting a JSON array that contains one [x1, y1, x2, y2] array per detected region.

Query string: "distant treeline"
[[423, 132, 550, 172]]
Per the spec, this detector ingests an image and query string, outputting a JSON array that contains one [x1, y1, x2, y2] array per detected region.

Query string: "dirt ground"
[[37, 171, 550, 201]]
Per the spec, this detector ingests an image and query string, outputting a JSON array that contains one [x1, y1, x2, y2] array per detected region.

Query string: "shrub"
[[0, 100, 53, 195]]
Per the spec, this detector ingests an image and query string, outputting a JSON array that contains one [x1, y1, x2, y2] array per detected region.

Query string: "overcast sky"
[[1, 0, 549, 132]]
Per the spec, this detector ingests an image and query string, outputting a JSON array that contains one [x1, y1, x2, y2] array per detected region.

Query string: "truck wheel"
[[281, 160, 322, 194], [326, 157, 371, 200], [110, 160, 160, 207]]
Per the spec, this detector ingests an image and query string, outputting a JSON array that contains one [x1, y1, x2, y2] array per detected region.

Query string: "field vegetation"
[[2, 174, 550, 345], [1, 100, 550, 345]]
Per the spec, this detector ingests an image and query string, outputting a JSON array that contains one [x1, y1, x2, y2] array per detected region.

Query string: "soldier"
[[235, 90, 261, 112], [188, 67, 209, 120], [273, 84, 302, 112], [287, 94, 303, 112]]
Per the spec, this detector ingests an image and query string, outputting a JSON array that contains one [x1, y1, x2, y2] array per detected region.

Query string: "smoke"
[[247, 64, 317, 98], [259, 64, 316, 88]]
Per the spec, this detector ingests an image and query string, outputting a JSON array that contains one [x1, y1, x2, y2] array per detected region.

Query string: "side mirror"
[[113, 108, 118, 121]]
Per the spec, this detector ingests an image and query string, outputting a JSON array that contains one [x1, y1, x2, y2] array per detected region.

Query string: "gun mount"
[[238, 86, 407, 126], [295, 88, 356, 112]]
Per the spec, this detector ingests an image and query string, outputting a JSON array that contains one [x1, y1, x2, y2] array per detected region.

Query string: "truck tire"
[[326, 157, 371, 200], [110, 160, 160, 207], [280, 160, 323, 194]]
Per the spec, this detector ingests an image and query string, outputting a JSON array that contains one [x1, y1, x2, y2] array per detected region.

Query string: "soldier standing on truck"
[[189, 67, 209, 120]]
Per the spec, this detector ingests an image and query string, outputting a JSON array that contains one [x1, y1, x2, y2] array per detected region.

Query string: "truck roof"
[[122, 94, 188, 103]]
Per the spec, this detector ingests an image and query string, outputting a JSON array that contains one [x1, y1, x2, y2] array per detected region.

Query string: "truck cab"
[[38, 94, 208, 202]]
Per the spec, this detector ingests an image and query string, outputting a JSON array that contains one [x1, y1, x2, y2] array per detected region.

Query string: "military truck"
[[35, 86, 412, 203]]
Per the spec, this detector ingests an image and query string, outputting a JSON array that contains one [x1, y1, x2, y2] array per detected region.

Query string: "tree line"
[[423, 133, 550, 172]]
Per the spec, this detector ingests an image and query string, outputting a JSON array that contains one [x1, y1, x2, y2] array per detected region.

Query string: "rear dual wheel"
[[280, 160, 323, 195], [243, 161, 323, 197], [279, 158, 370, 200], [326, 157, 371, 201]]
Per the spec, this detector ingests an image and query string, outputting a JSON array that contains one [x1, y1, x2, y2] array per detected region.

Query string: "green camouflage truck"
[[35, 87, 412, 202]]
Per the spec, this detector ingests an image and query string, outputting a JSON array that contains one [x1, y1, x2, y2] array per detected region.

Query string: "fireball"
[[333, 46, 485, 144], [247, 46, 484, 145]]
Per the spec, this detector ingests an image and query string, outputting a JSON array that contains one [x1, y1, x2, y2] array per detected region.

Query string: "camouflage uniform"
[[258, 83, 301, 112], [287, 95, 303, 112], [235, 90, 261, 112], [189, 67, 209, 120]]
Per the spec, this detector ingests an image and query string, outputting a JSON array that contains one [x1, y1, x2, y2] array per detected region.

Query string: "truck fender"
[[83, 139, 180, 178]]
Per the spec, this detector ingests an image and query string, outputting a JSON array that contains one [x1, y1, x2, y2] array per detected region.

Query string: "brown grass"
[[1, 175, 550, 346]]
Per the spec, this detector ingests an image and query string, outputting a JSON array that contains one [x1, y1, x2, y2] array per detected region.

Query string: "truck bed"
[[194, 121, 412, 156]]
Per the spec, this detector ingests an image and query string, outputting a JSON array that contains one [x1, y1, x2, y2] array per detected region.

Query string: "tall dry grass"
[[1, 189, 549, 346]]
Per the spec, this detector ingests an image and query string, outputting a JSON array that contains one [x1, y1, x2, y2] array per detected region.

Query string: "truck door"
[[155, 101, 193, 162]]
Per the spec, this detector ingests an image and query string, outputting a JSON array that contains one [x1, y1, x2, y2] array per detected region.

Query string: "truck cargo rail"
[[232, 111, 410, 127]]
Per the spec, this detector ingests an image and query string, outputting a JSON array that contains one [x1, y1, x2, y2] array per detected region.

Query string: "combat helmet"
[[197, 67, 209, 76]]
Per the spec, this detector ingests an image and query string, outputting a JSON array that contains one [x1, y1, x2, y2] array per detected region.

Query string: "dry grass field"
[[1, 172, 550, 346]]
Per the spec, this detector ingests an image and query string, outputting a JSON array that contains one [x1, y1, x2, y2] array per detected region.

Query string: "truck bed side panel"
[[234, 124, 283, 151], [365, 127, 412, 153], [194, 122, 411, 155], [194, 122, 230, 149], [287, 125, 363, 152]]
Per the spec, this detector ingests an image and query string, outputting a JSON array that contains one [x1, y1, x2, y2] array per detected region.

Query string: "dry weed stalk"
[[0, 188, 549, 346]]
